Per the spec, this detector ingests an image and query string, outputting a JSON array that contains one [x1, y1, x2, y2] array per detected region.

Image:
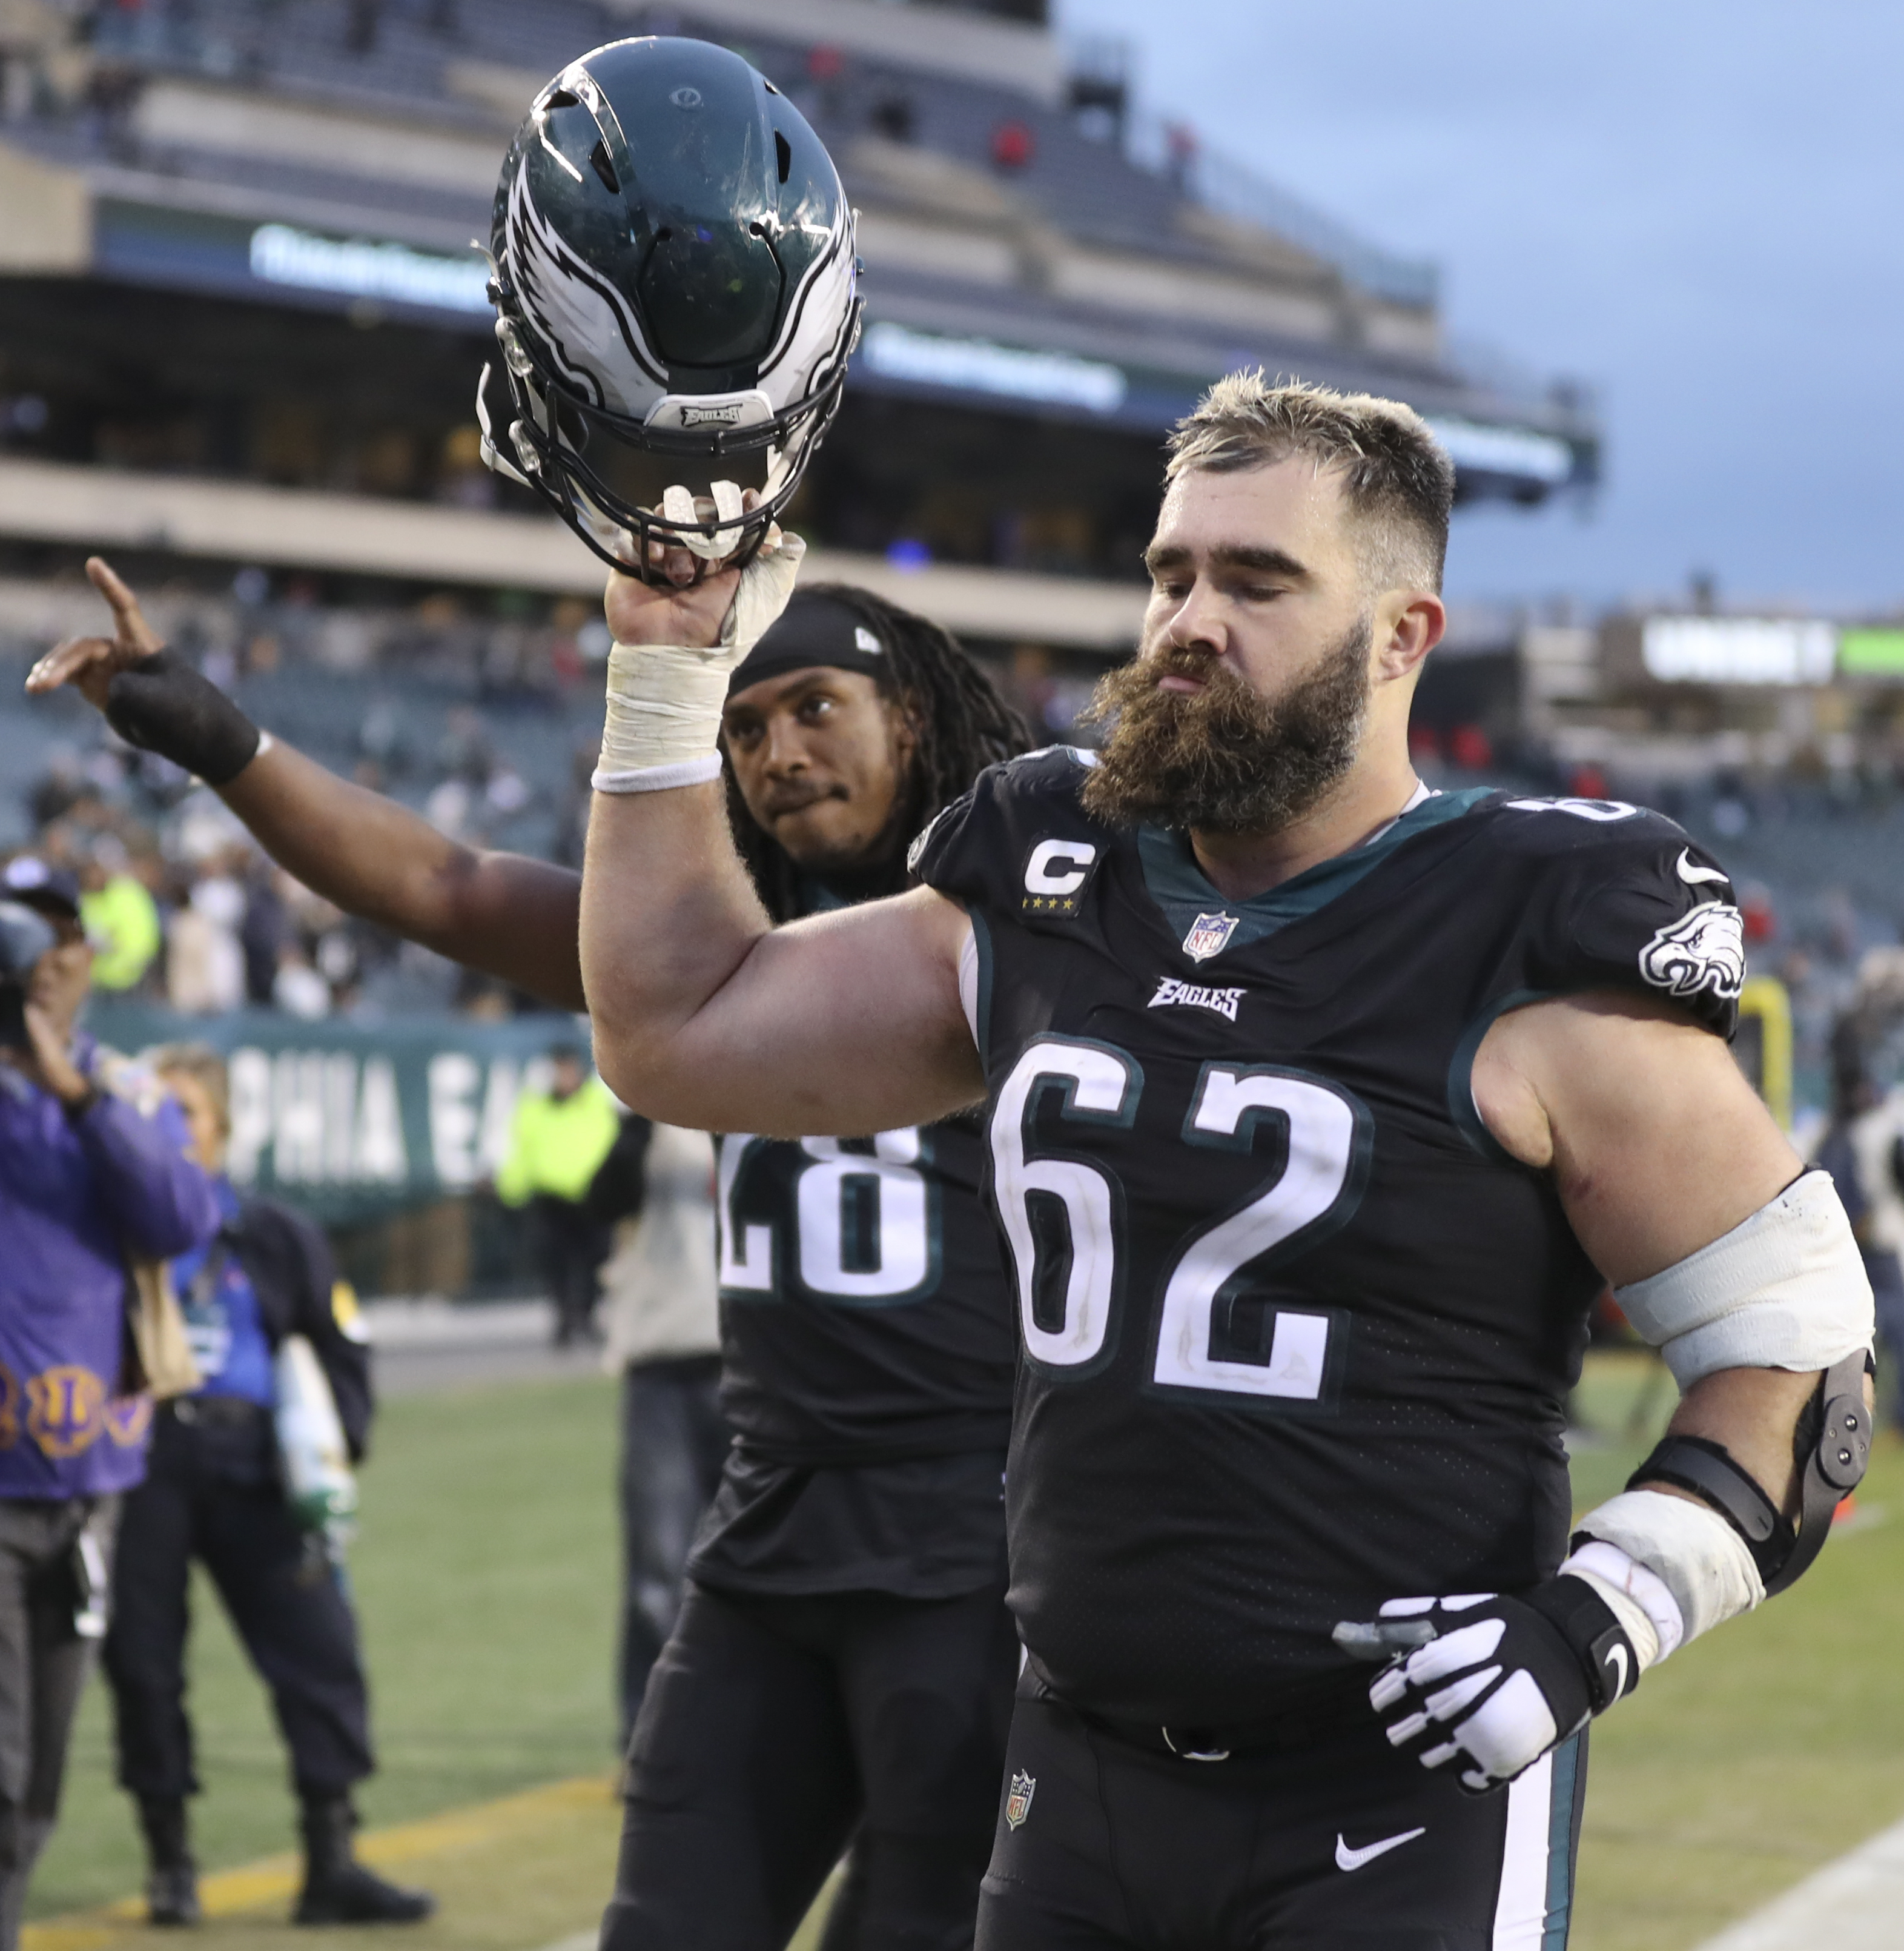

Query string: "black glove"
[[105, 649, 260, 787], [1334, 1577, 1637, 1794]]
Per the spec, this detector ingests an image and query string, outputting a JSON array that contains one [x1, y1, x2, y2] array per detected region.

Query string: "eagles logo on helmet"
[[477, 37, 863, 574]]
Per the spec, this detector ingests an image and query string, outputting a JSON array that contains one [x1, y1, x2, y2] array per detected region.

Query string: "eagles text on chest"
[[1148, 978, 1246, 1023]]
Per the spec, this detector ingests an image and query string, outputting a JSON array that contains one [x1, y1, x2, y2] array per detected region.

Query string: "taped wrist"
[[104, 649, 260, 787], [1558, 1540, 1683, 1669], [1571, 1486, 1763, 1646], [591, 528, 805, 795]]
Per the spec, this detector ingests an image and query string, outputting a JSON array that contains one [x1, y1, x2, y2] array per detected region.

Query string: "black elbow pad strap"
[[104, 648, 261, 787], [1625, 1434, 1791, 1583], [1627, 1347, 1874, 1597]]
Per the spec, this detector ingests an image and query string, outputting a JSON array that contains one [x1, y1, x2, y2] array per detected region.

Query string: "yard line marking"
[[24, 1773, 615, 1949], [1691, 1812, 1904, 1951]]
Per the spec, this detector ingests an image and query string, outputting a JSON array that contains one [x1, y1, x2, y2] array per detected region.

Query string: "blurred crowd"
[[12, 769, 452, 1022]]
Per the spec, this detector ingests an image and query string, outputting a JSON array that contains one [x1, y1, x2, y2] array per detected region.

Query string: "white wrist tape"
[[1613, 1170, 1874, 1388], [1559, 1540, 1684, 1672], [1572, 1487, 1763, 1646], [592, 518, 805, 794]]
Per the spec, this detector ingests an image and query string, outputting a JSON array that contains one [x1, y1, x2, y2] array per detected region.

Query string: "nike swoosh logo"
[[1335, 1826, 1427, 1872], [1676, 849, 1730, 887], [1604, 1643, 1630, 1700]]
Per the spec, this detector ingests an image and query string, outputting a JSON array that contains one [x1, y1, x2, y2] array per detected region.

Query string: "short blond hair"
[[152, 1042, 230, 1138], [1167, 373, 1455, 594]]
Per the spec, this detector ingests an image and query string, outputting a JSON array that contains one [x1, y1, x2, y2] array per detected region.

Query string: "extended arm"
[[27, 558, 586, 1010], [223, 744, 584, 1009], [578, 557, 981, 1136]]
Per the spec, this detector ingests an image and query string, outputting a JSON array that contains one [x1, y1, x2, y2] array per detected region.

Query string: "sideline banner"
[[86, 1002, 590, 1225]]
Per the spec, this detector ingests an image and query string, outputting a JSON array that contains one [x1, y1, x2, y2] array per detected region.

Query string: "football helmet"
[[478, 37, 861, 571]]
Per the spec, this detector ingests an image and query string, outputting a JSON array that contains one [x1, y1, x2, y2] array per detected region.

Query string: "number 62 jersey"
[[908, 749, 1743, 1729]]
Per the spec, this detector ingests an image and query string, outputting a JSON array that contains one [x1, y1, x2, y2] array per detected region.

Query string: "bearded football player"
[[575, 374, 1875, 1949], [29, 35, 1040, 1951]]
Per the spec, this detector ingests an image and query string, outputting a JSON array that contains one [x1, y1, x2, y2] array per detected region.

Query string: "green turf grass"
[[1564, 1349, 1904, 1951], [30, 1372, 622, 1920], [29, 1357, 1904, 1950]]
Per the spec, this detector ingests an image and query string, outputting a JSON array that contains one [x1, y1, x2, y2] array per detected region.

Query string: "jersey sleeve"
[[1503, 803, 1744, 1038], [907, 746, 1099, 916]]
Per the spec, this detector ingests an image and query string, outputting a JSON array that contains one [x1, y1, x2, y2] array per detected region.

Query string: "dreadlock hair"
[[723, 583, 1034, 923]]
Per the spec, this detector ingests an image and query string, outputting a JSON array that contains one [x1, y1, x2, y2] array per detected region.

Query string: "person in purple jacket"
[[0, 857, 219, 1949]]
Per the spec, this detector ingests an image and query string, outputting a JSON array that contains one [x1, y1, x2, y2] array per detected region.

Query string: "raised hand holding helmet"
[[480, 36, 860, 572], [593, 487, 804, 792]]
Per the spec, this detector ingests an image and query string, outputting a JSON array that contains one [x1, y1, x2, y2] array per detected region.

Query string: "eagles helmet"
[[478, 37, 861, 571]]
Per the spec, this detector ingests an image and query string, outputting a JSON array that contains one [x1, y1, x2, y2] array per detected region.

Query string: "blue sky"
[[1055, 0, 1904, 614]]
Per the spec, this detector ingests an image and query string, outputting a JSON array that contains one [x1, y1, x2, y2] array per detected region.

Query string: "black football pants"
[[0, 1494, 118, 1951], [616, 1356, 729, 1745], [977, 1683, 1585, 1951], [601, 1577, 1018, 1951], [103, 1411, 373, 1804]]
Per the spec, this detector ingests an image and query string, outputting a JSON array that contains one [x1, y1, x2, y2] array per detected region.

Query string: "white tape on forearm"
[[590, 529, 806, 793], [1614, 1170, 1874, 1388], [1572, 1487, 1763, 1645], [1560, 1540, 1683, 1671]]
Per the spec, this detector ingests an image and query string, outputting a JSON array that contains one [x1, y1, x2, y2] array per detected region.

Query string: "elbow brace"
[[1562, 1339, 1871, 1671], [1565, 1175, 1878, 1659], [1619, 1344, 1873, 1598]]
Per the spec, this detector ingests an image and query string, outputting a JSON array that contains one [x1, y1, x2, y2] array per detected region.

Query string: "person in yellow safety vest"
[[495, 1043, 621, 1346], [78, 844, 162, 993]]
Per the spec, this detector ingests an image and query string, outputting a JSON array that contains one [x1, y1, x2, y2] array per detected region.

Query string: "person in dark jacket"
[[102, 1045, 432, 1930], [0, 863, 222, 1951]]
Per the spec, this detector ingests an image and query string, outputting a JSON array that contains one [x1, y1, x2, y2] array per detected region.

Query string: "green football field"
[[25, 1356, 1904, 1950], [29, 1372, 629, 1935]]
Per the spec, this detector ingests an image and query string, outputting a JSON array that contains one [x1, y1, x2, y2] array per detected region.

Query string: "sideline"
[[24, 1775, 613, 1951], [1691, 1812, 1904, 1950]]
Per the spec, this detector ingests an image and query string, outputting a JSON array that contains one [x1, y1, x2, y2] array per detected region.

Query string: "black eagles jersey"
[[910, 749, 1744, 1727], [712, 1116, 1014, 1462]]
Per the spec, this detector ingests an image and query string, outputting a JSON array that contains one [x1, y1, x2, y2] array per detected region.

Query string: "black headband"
[[728, 594, 887, 694]]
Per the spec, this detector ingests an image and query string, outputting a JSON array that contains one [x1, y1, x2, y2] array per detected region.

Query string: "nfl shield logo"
[[1182, 912, 1238, 963], [1005, 1770, 1036, 1829]]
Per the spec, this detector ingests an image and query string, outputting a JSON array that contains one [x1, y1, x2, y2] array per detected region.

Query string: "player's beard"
[[1080, 617, 1372, 835]]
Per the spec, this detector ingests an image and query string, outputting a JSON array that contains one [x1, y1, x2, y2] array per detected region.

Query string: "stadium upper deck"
[[0, 0, 1598, 631]]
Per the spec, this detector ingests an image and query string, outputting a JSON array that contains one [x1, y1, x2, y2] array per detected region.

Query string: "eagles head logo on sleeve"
[[1639, 899, 1747, 1002]]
